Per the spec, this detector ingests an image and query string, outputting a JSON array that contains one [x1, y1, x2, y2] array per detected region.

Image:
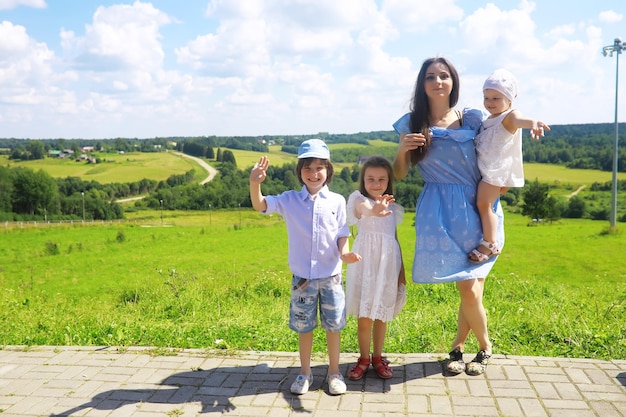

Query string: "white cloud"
[[62, 1, 172, 72], [0, 0, 45, 10], [546, 24, 577, 38], [54, 1, 195, 132], [1, 0, 626, 138], [0, 20, 31, 54], [459, 0, 542, 62], [0, 21, 55, 96], [181, 0, 385, 77], [598, 10, 623, 23], [176, 20, 270, 77], [382, 0, 464, 30]]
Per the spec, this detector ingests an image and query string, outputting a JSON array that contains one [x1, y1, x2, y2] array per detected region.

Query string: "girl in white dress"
[[346, 156, 406, 380], [470, 69, 550, 263]]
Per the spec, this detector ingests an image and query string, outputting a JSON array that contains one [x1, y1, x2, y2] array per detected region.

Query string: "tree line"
[[1, 121, 625, 223], [2, 154, 625, 223], [2, 122, 624, 171]]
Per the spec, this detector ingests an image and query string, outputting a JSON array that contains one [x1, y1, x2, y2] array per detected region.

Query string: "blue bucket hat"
[[297, 139, 330, 160]]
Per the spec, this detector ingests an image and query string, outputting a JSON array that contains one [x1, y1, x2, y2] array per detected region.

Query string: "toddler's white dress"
[[346, 191, 405, 322], [475, 109, 525, 187]]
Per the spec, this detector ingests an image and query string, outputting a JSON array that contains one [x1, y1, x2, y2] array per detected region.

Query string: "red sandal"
[[372, 356, 393, 379], [348, 356, 370, 380]]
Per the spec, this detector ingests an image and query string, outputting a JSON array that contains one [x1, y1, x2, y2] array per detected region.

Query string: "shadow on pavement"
[[50, 359, 441, 416], [618, 372, 626, 387], [345, 358, 442, 393]]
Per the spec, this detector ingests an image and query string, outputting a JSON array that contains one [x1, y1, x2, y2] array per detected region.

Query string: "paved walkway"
[[0, 346, 624, 417]]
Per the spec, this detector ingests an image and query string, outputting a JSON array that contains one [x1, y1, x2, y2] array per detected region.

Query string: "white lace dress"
[[346, 191, 405, 322], [475, 109, 525, 187]]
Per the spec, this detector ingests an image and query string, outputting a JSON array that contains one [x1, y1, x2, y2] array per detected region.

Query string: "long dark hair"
[[358, 156, 394, 198], [409, 56, 460, 164]]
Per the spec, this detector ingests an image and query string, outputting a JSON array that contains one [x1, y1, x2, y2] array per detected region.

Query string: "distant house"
[[357, 156, 370, 165], [49, 149, 74, 159], [82, 146, 94, 152]]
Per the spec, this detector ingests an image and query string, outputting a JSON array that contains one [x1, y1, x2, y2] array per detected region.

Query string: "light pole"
[[81, 192, 85, 222], [209, 203, 212, 226], [602, 37, 625, 229], [160, 199, 164, 225]]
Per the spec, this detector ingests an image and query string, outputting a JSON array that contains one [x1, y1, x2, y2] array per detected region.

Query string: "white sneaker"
[[290, 374, 312, 395], [327, 373, 347, 395]]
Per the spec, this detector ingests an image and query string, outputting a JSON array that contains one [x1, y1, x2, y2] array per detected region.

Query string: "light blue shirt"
[[264, 185, 349, 279]]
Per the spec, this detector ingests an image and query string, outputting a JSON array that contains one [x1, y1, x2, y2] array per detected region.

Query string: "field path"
[[566, 184, 586, 199], [116, 152, 217, 203], [174, 151, 218, 185], [116, 196, 145, 203]]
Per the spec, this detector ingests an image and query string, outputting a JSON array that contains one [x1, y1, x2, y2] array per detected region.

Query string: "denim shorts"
[[289, 274, 346, 333]]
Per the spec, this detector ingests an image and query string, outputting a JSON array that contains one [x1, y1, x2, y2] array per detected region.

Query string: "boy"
[[249, 139, 360, 395]]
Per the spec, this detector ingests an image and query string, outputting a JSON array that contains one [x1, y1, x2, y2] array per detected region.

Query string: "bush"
[[45, 241, 60, 255]]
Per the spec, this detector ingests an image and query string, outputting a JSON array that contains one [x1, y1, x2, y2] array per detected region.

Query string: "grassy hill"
[[0, 151, 200, 184], [3, 141, 624, 187]]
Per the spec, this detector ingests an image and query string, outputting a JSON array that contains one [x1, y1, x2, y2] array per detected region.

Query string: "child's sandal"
[[372, 356, 393, 379], [348, 356, 370, 380], [469, 239, 501, 264]]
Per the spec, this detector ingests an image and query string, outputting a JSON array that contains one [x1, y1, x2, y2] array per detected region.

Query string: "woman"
[[392, 57, 504, 376]]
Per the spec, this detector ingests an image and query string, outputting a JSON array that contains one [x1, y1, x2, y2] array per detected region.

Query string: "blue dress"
[[393, 108, 504, 283]]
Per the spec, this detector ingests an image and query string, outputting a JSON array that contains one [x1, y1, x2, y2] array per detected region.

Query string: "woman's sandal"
[[348, 356, 370, 380], [445, 348, 465, 374], [469, 239, 501, 264], [372, 355, 393, 379], [465, 350, 492, 376]]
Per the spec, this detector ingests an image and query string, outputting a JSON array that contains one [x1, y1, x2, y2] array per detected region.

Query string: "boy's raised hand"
[[250, 156, 269, 184]]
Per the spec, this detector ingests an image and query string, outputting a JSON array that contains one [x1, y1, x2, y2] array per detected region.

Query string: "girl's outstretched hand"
[[371, 194, 395, 217], [250, 156, 269, 184], [530, 121, 550, 141]]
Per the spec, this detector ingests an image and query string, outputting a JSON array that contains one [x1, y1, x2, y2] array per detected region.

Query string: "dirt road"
[[174, 151, 218, 185], [116, 152, 217, 203]]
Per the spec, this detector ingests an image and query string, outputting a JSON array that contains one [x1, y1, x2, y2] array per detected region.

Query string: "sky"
[[0, 0, 625, 139]]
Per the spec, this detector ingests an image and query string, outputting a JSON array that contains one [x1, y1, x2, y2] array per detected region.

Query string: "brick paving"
[[0, 346, 624, 416]]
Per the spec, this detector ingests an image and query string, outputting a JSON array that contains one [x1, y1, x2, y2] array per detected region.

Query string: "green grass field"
[[2, 140, 625, 359], [1, 210, 624, 359], [524, 163, 626, 188], [0, 151, 200, 184]]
